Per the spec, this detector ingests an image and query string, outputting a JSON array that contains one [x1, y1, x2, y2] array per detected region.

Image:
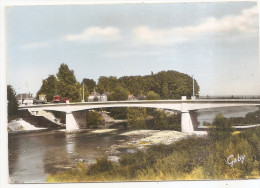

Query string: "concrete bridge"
[[18, 99, 260, 133]]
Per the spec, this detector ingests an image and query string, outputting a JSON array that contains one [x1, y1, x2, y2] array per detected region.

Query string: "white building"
[[16, 93, 34, 105], [88, 90, 108, 102]]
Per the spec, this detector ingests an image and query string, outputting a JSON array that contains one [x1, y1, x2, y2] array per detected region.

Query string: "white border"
[[0, 1, 260, 188]]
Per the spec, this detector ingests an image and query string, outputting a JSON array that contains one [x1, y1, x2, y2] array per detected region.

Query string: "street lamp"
[[18, 87, 22, 105], [192, 75, 195, 97], [192, 75, 196, 100], [82, 82, 85, 102]]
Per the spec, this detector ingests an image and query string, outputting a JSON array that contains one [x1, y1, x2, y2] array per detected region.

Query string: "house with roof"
[[16, 93, 35, 105], [88, 90, 108, 102]]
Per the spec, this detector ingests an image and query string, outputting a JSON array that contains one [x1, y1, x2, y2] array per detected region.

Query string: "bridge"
[[18, 99, 260, 133]]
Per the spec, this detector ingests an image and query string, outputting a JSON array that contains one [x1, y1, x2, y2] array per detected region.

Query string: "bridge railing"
[[198, 95, 260, 100]]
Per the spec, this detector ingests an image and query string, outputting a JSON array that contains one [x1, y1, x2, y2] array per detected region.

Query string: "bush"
[[86, 110, 103, 128], [105, 107, 128, 120], [127, 108, 147, 129], [108, 86, 129, 101], [146, 91, 160, 100], [208, 113, 234, 140], [87, 157, 114, 175]]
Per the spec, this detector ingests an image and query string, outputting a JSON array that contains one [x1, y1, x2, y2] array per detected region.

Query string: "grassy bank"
[[47, 125, 260, 182]]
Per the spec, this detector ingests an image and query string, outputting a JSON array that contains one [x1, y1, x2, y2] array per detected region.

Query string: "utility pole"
[[82, 83, 85, 102], [192, 75, 195, 97]]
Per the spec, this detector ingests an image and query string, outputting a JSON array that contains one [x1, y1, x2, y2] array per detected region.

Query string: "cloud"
[[63, 27, 120, 42], [133, 6, 258, 46], [103, 50, 161, 59], [21, 41, 50, 49]]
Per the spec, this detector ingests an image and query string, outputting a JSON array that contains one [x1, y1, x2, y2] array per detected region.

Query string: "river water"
[[8, 106, 259, 183]]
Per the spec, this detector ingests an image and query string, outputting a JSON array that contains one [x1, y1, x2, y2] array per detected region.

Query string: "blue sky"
[[6, 2, 259, 96]]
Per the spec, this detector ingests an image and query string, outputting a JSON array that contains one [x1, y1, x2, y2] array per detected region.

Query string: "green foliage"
[[149, 109, 168, 129], [38, 68, 200, 103], [146, 91, 160, 100], [36, 75, 58, 101], [105, 108, 128, 120], [47, 111, 260, 182], [56, 64, 81, 102], [7, 85, 18, 122], [168, 113, 182, 131], [97, 76, 119, 93], [108, 86, 129, 101], [47, 126, 260, 182], [145, 109, 181, 130], [37, 64, 82, 103], [209, 114, 234, 140], [51, 111, 65, 124], [97, 70, 199, 100], [127, 108, 147, 129], [119, 70, 199, 99], [228, 107, 260, 126], [86, 110, 103, 128], [87, 157, 114, 176], [82, 78, 96, 93]]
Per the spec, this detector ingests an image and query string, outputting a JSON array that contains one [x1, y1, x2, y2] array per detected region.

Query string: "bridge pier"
[[181, 102, 194, 133], [181, 111, 194, 133], [66, 112, 80, 131]]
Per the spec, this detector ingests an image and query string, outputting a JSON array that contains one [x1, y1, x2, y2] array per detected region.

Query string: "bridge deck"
[[19, 99, 260, 109]]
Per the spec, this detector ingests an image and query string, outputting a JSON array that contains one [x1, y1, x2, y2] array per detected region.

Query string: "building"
[[16, 93, 35, 105], [128, 94, 137, 100], [88, 90, 108, 102]]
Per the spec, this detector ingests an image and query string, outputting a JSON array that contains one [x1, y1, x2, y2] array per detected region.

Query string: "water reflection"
[[197, 106, 259, 127], [9, 134, 47, 183], [65, 133, 76, 154]]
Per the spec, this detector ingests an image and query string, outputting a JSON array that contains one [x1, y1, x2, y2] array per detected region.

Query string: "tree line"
[[37, 63, 200, 102]]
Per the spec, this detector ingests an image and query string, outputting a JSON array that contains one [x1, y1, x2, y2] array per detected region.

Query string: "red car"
[[53, 95, 69, 103]]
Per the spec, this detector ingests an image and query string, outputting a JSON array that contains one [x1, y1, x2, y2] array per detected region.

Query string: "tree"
[[146, 91, 160, 100], [7, 85, 18, 121], [108, 86, 129, 101], [82, 78, 96, 93], [127, 107, 147, 129], [86, 110, 103, 128], [209, 113, 234, 140], [56, 63, 81, 102], [161, 83, 169, 99], [105, 107, 128, 120], [37, 75, 58, 101], [116, 70, 200, 100], [97, 76, 119, 93]]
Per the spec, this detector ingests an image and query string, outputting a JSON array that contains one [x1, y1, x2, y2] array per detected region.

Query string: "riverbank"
[[47, 126, 260, 182], [8, 119, 47, 132]]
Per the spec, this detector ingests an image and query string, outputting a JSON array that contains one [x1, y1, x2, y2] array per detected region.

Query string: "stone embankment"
[[8, 110, 63, 132], [8, 119, 47, 131]]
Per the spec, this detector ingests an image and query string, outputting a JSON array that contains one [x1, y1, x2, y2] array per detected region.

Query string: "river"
[[8, 106, 259, 183]]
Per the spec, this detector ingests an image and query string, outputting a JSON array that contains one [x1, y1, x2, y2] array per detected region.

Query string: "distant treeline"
[[37, 64, 200, 102], [96, 70, 199, 100]]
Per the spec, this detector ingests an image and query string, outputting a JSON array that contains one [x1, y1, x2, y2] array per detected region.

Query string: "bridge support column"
[[66, 112, 79, 131], [181, 111, 194, 133]]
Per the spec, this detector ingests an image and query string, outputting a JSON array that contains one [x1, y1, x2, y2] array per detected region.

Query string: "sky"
[[6, 1, 260, 96]]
